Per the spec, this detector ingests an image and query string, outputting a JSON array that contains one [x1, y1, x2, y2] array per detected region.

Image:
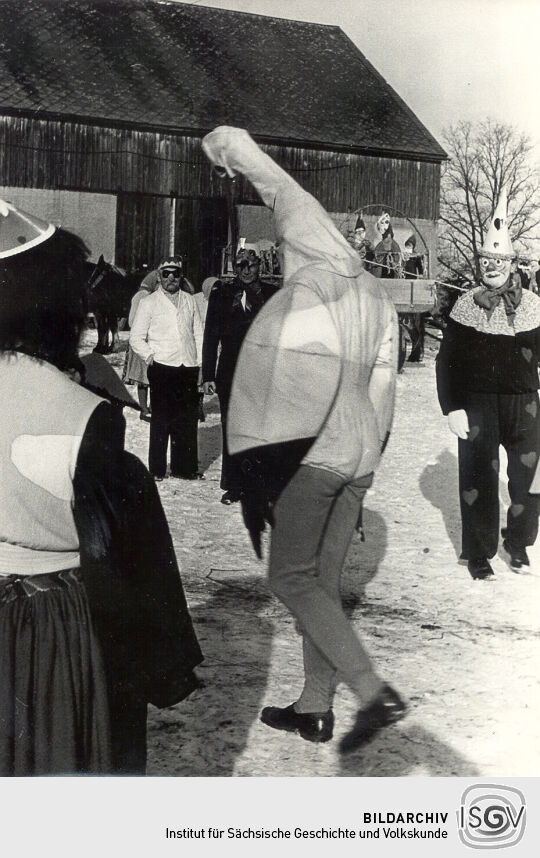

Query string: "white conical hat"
[[0, 198, 56, 259], [480, 188, 515, 259]]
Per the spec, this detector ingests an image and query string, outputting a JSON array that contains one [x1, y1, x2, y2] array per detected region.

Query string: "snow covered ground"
[[90, 332, 540, 778]]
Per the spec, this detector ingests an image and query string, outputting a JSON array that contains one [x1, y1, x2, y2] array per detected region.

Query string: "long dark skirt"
[[0, 567, 111, 776]]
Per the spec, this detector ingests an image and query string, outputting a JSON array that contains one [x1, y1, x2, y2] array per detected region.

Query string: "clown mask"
[[376, 213, 391, 237], [479, 255, 514, 290]]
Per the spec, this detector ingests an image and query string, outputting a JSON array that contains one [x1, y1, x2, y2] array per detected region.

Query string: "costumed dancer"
[[436, 189, 540, 579], [202, 244, 278, 505], [0, 199, 202, 775], [202, 127, 406, 754]]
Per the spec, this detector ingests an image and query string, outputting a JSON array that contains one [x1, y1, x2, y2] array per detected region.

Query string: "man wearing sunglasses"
[[130, 256, 204, 481], [202, 243, 278, 504]]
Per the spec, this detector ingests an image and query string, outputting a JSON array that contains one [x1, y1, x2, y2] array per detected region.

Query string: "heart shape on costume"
[[521, 347, 533, 363], [520, 451, 537, 468], [525, 400, 538, 418], [468, 425, 480, 441], [510, 504, 525, 518], [462, 489, 478, 506]]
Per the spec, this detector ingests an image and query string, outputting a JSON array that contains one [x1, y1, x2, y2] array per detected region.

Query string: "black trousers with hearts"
[[458, 391, 540, 560]]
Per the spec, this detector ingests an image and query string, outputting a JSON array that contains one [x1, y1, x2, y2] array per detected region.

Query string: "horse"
[[84, 256, 136, 354]]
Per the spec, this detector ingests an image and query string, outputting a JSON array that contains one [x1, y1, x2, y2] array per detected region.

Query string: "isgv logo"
[[458, 784, 526, 849]]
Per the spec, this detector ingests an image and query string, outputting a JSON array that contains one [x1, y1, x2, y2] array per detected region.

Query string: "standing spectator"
[[202, 246, 278, 505], [0, 200, 202, 775], [436, 189, 540, 579], [403, 234, 426, 363], [130, 256, 204, 482], [203, 127, 405, 754], [122, 276, 159, 421]]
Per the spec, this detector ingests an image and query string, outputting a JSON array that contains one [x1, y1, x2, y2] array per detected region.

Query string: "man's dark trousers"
[[459, 391, 540, 559], [147, 361, 199, 479], [216, 381, 244, 493]]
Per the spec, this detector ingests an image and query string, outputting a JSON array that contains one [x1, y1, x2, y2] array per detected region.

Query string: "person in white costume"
[[203, 127, 407, 753]]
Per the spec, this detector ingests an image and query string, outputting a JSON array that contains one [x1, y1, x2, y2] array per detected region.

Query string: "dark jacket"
[[202, 278, 278, 398], [436, 291, 540, 415]]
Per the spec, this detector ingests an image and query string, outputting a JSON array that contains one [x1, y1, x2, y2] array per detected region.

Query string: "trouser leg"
[[269, 466, 381, 711], [501, 393, 540, 547], [170, 367, 200, 477], [459, 393, 500, 560], [216, 384, 243, 492], [137, 384, 149, 412], [147, 362, 171, 478]]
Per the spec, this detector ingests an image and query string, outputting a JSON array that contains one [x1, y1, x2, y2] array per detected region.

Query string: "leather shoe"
[[260, 703, 334, 743], [502, 539, 530, 571], [339, 684, 407, 754], [467, 558, 495, 580]]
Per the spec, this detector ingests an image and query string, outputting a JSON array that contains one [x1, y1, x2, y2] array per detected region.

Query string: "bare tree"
[[438, 119, 540, 282]]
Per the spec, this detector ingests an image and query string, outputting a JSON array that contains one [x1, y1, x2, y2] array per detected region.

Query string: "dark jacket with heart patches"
[[436, 287, 540, 415]]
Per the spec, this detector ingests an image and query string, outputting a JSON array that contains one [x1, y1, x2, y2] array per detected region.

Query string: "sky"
[[174, 0, 540, 155]]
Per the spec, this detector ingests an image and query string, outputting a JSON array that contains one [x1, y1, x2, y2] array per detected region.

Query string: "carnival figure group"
[[1, 127, 539, 777]]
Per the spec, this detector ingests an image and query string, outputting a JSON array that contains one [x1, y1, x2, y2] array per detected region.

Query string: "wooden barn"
[[0, 0, 446, 288]]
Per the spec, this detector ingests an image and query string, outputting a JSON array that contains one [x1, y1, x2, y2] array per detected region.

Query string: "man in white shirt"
[[130, 256, 204, 481]]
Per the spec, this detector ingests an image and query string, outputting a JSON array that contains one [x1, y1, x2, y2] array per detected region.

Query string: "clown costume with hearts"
[[436, 189, 540, 579]]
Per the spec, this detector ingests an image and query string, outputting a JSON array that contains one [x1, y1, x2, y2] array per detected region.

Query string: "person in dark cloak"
[[202, 243, 278, 504]]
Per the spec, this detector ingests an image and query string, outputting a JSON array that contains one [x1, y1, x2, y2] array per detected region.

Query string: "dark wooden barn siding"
[[115, 193, 228, 282], [0, 116, 441, 220]]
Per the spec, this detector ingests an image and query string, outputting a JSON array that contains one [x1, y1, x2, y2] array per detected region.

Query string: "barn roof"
[[0, 0, 446, 160]]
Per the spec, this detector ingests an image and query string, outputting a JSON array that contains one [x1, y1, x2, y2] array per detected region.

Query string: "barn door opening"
[[115, 193, 171, 272], [116, 194, 228, 288], [174, 198, 228, 291]]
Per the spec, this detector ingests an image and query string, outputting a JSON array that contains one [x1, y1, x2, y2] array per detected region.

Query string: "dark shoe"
[[153, 475, 165, 482], [260, 703, 334, 743], [467, 558, 495, 580], [139, 411, 151, 422], [339, 684, 407, 754], [171, 472, 206, 480], [221, 490, 241, 505], [502, 539, 530, 571]]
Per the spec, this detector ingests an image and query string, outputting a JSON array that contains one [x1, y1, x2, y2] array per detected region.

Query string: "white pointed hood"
[[0, 197, 56, 259], [202, 126, 363, 282], [480, 187, 515, 260]]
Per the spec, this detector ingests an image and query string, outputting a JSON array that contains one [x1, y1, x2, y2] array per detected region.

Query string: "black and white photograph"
[[1, 0, 539, 852]]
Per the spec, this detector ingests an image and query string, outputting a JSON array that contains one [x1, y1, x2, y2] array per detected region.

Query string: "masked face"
[[159, 266, 183, 293], [479, 255, 513, 289], [376, 213, 390, 236], [235, 251, 260, 285]]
